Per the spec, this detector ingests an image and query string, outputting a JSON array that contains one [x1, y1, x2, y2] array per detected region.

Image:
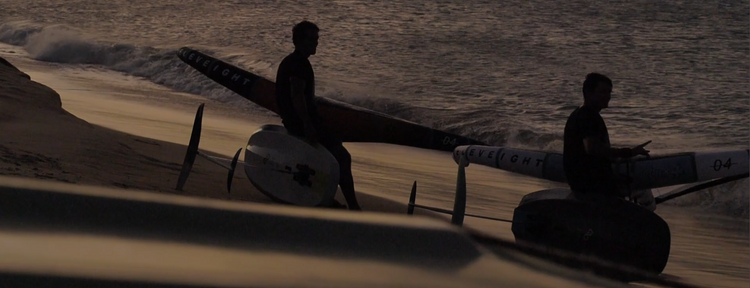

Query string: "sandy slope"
[[0, 56, 435, 217]]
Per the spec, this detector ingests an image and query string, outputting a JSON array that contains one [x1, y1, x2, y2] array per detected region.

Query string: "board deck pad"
[[511, 190, 671, 275], [243, 125, 340, 207]]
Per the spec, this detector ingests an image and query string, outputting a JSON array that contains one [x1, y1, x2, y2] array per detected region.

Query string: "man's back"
[[563, 106, 616, 195], [275, 51, 318, 133]]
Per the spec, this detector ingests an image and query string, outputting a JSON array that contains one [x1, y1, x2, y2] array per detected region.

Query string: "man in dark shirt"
[[563, 73, 650, 199], [275, 21, 362, 211]]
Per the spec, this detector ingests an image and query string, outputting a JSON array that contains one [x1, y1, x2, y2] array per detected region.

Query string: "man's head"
[[582, 73, 612, 111], [292, 21, 319, 56]]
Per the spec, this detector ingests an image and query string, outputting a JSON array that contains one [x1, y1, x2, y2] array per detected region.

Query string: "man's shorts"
[[282, 120, 343, 151]]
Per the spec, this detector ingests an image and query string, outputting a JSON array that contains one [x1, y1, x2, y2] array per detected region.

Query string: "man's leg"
[[282, 121, 305, 138], [320, 139, 361, 211], [630, 189, 656, 211]]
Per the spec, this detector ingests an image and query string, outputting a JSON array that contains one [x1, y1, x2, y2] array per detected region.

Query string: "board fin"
[[176, 103, 204, 191], [407, 181, 417, 215], [451, 155, 468, 226], [227, 148, 241, 194]]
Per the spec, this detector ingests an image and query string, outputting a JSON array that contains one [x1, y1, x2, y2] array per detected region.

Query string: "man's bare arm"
[[584, 137, 650, 159], [290, 76, 316, 129], [583, 136, 632, 159]]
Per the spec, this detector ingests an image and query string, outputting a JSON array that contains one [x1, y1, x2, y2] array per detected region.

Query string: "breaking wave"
[[0, 20, 563, 147]]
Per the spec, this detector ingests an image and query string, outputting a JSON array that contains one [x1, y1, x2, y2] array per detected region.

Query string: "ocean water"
[[0, 1, 748, 287], [1, 0, 748, 149]]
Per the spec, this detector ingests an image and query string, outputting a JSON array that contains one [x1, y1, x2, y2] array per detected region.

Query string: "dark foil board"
[[511, 196, 671, 275]]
